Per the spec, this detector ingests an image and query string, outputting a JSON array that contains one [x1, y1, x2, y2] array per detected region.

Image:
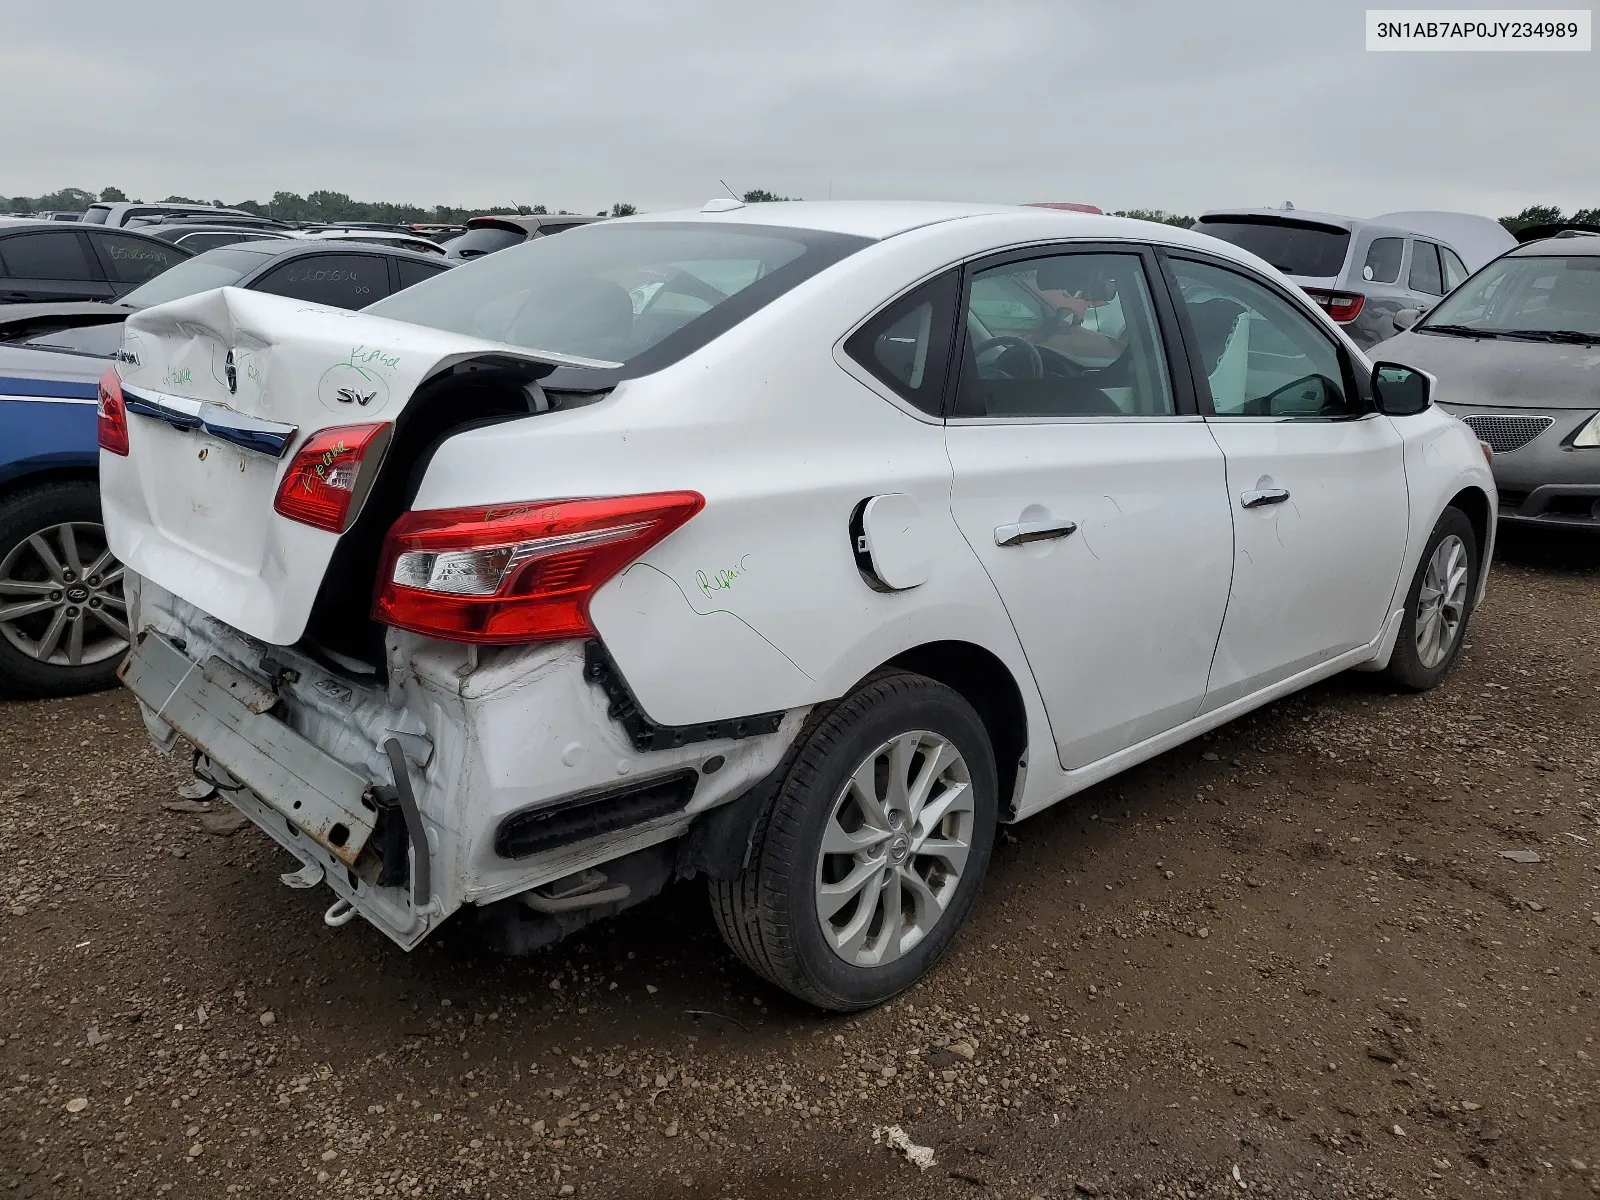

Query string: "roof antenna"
[[719, 179, 740, 201]]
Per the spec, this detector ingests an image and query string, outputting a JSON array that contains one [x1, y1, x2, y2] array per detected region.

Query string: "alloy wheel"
[[1415, 533, 1469, 669], [0, 522, 129, 668], [814, 730, 975, 967]]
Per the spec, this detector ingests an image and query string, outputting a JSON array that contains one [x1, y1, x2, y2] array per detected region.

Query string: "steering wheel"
[[972, 335, 1044, 379]]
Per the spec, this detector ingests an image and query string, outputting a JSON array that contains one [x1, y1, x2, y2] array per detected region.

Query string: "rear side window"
[[1362, 237, 1404, 284], [1441, 246, 1469, 291], [252, 254, 386, 309], [396, 258, 448, 290], [844, 271, 960, 416], [1409, 242, 1444, 295], [96, 233, 188, 284], [1194, 218, 1351, 278], [0, 231, 96, 279]]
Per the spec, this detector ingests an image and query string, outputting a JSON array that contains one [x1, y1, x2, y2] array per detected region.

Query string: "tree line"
[[4, 187, 1597, 233]]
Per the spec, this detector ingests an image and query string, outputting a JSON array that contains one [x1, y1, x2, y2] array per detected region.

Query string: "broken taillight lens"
[[1302, 288, 1365, 323], [96, 367, 129, 456], [372, 492, 705, 644], [273, 423, 392, 533]]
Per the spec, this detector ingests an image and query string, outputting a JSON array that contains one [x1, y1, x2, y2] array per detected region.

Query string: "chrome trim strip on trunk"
[[122, 385, 298, 458]]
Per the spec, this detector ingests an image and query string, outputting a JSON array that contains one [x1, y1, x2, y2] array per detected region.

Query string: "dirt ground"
[[2, 529, 1597, 1200]]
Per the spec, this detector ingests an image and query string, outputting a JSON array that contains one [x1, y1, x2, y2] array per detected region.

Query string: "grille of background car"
[[1460, 414, 1555, 453]]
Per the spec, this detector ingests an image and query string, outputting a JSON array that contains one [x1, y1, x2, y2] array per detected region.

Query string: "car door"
[[88, 231, 190, 296], [249, 253, 389, 309], [943, 245, 1235, 770], [1407, 239, 1445, 316], [0, 230, 115, 302], [1162, 253, 1408, 710]]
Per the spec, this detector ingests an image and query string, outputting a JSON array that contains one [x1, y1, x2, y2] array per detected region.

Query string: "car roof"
[[0, 219, 177, 243], [1507, 235, 1600, 257]]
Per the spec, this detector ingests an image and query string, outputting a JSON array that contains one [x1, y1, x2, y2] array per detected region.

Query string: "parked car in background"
[[1380, 236, 1600, 532], [141, 224, 296, 253], [32, 211, 83, 223], [1194, 207, 1513, 348], [0, 240, 451, 698], [0, 220, 192, 304], [297, 229, 446, 256], [81, 201, 263, 229], [100, 202, 1492, 1009], [445, 214, 602, 261]]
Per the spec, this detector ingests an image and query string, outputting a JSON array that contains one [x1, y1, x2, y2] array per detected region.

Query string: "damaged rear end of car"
[[102, 283, 807, 953]]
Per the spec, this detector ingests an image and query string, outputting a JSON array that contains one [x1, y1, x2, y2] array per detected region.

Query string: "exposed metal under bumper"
[[120, 630, 378, 866]]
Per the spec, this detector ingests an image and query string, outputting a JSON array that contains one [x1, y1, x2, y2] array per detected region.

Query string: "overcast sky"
[[3, 0, 1596, 218]]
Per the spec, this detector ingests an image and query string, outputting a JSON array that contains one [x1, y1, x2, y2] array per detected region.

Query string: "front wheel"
[[710, 671, 998, 1011], [1387, 506, 1479, 692]]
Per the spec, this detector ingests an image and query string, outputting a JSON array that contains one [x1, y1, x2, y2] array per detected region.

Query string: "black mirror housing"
[[1371, 362, 1432, 416]]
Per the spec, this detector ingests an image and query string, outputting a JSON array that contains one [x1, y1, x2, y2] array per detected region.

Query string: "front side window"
[[1422, 254, 1600, 338], [1170, 258, 1355, 418], [368, 222, 868, 374], [96, 233, 188, 284], [252, 254, 386, 309], [843, 271, 959, 416], [0, 231, 96, 280], [1409, 242, 1444, 295], [1362, 237, 1404, 284], [1441, 246, 1469, 291], [955, 251, 1174, 419]]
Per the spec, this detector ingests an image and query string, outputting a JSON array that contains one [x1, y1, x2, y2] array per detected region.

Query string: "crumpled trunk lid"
[[100, 286, 599, 645]]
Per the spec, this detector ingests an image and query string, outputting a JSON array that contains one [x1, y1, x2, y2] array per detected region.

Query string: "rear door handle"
[[994, 518, 1078, 546], [1240, 488, 1291, 509]]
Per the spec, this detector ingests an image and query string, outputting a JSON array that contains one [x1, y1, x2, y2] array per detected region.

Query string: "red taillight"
[[273, 423, 392, 533], [96, 368, 129, 456], [372, 492, 705, 644], [1303, 288, 1365, 323]]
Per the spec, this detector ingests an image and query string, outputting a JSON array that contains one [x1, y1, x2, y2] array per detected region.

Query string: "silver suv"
[[1194, 207, 1511, 348]]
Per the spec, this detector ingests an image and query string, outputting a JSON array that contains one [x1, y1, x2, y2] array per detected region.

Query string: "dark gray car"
[[1378, 237, 1600, 532], [1194, 208, 1509, 349]]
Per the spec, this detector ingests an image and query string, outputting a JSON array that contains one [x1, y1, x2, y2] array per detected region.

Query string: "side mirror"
[[1392, 308, 1421, 331], [1371, 362, 1432, 416]]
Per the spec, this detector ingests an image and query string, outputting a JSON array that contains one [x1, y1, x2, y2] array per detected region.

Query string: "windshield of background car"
[[1195, 218, 1351, 278], [367, 222, 871, 373], [1423, 254, 1600, 337], [117, 246, 274, 308]]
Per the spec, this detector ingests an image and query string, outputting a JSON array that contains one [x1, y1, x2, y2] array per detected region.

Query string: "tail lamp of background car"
[[1302, 288, 1365, 323], [96, 368, 129, 456], [273, 423, 392, 533], [372, 492, 705, 644]]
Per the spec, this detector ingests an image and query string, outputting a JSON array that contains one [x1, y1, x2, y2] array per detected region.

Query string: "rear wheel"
[[710, 671, 998, 1011], [1386, 507, 1478, 692], [0, 482, 129, 699]]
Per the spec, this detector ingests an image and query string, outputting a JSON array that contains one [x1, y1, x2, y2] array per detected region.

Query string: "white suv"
[[98, 202, 1495, 1010]]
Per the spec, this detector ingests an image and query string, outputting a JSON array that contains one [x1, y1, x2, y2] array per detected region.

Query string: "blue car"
[[0, 240, 451, 697]]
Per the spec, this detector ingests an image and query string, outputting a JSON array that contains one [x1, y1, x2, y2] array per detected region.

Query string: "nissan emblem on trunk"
[[225, 350, 237, 394]]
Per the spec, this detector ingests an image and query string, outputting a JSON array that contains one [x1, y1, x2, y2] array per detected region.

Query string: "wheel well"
[[886, 641, 1028, 818], [0, 467, 99, 510], [1447, 486, 1490, 559]]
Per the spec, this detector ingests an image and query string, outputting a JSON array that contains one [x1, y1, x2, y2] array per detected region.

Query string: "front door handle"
[[994, 518, 1078, 547], [1240, 488, 1291, 509]]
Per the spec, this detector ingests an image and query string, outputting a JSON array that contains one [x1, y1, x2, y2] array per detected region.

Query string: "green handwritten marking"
[[162, 366, 192, 388], [695, 554, 752, 599], [302, 440, 351, 492], [621, 562, 812, 681], [347, 345, 400, 371]]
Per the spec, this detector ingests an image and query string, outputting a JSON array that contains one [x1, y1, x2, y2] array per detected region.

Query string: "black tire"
[[1387, 506, 1479, 692], [710, 671, 999, 1011], [0, 481, 126, 700]]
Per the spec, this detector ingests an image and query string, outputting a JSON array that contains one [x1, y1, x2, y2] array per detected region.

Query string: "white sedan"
[[97, 201, 1495, 1010]]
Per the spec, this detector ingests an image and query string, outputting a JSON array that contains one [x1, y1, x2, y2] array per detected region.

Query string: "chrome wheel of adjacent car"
[[1414, 533, 1469, 669], [0, 521, 128, 668], [815, 730, 975, 967]]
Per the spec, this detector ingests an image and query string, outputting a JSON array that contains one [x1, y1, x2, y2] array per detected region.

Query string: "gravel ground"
[[2, 529, 1597, 1200]]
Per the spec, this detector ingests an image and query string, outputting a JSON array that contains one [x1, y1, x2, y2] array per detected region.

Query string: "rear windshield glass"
[[1195, 218, 1352, 278], [22, 321, 125, 358], [118, 246, 274, 308], [368, 222, 870, 378], [82, 206, 110, 225], [1423, 255, 1600, 337], [447, 226, 526, 260]]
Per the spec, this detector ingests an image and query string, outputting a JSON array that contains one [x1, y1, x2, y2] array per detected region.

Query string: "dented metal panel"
[[121, 631, 377, 865]]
